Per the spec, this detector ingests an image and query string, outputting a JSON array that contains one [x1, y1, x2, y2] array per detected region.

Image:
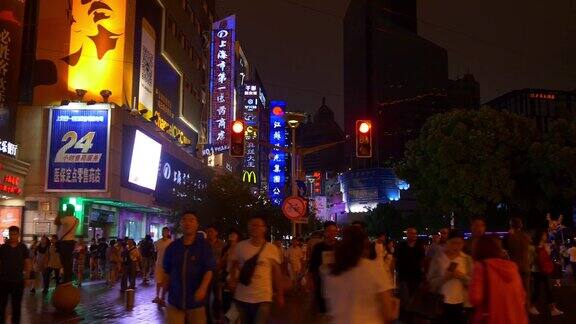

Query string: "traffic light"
[[230, 120, 245, 157], [356, 120, 372, 158]]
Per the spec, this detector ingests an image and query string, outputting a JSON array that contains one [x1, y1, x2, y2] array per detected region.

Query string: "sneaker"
[[551, 307, 564, 316], [157, 299, 166, 307], [529, 306, 540, 315], [152, 297, 159, 303]]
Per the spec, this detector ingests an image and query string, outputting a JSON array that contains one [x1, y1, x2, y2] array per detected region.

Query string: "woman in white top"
[[427, 229, 472, 324], [43, 235, 63, 293], [324, 226, 398, 324]]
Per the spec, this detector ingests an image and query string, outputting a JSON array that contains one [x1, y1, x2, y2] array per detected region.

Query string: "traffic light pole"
[[290, 127, 298, 238]]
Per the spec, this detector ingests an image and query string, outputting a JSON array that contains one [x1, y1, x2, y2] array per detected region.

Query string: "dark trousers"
[[234, 300, 272, 324], [121, 262, 137, 290], [0, 281, 24, 324], [571, 262, 576, 280], [58, 240, 76, 283], [532, 272, 554, 305], [442, 303, 465, 324], [43, 268, 61, 290]]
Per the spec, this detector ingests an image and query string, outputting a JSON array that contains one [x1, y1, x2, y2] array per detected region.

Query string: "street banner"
[[46, 105, 110, 191]]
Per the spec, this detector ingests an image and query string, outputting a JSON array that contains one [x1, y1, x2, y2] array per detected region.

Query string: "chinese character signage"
[[0, 0, 26, 145], [0, 163, 23, 196], [34, 0, 127, 105], [138, 18, 155, 117], [46, 105, 110, 192], [154, 152, 210, 206], [312, 171, 322, 195], [209, 15, 236, 148], [242, 82, 259, 184], [268, 101, 288, 205]]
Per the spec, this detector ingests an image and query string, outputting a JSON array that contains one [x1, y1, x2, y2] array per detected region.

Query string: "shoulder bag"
[[238, 243, 266, 286]]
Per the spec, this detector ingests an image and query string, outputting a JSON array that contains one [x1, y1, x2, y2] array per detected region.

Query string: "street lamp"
[[285, 111, 307, 236]]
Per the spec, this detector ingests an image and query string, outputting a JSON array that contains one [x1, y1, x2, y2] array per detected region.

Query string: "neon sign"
[[268, 101, 288, 205], [0, 163, 22, 195], [242, 83, 259, 183], [209, 15, 236, 147]]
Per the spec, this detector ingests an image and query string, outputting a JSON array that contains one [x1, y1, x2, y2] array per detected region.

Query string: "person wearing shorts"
[[153, 227, 172, 306]]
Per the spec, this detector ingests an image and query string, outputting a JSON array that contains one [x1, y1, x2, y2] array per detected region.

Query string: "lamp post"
[[285, 112, 306, 237]]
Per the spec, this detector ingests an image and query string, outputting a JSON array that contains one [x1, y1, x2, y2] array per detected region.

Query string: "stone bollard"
[[125, 289, 135, 309]]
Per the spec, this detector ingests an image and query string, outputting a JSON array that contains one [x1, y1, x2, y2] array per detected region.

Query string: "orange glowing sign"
[[34, 0, 127, 105], [68, 0, 126, 104], [529, 93, 556, 100]]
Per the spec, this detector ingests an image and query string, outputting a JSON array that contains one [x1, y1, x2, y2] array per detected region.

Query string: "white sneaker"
[[529, 306, 540, 315], [551, 307, 564, 316]]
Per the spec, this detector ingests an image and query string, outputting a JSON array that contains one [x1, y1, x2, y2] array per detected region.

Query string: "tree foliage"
[[171, 173, 291, 237], [397, 108, 576, 228]]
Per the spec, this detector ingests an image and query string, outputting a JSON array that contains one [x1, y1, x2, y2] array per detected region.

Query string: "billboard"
[[137, 18, 155, 116], [128, 130, 162, 190], [209, 15, 236, 150], [46, 105, 111, 192], [34, 0, 127, 105], [268, 101, 288, 205], [0, 206, 22, 244], [0, 0, 26, 144]]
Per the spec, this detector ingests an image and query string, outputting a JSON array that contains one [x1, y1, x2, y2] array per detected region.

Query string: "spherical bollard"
[[125, 289, 135, 309], [52, 283, 81, 313]]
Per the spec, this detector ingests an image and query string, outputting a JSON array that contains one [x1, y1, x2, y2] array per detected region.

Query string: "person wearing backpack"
[[529, 229, 563, 316], [228, 216, 284, 324], [163, 211, 215, 324]]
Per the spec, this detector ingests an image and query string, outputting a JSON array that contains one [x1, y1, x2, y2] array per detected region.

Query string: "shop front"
[[0, 153, 29, 243]]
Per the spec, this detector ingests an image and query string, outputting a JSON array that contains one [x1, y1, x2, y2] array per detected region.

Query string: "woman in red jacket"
[[468, 235, 528, 324], [530, 229, 563, 316]]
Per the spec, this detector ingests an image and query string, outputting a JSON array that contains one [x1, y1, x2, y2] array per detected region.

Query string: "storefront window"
[[149, 223, 162, 241], [125, 220, 142, 241]]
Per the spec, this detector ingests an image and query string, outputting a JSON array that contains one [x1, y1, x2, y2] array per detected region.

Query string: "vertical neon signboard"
[[209, 15, 236, 149], [242, 82, 259, 184], [268, 101, 288, 205]]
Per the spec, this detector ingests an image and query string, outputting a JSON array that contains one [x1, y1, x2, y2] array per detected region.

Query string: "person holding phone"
[[427, 229, 472, 324]]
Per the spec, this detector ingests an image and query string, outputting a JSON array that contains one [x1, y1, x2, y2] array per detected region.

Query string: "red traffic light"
[[356, 120, 372, 158], [232, 120, 244, 133], [358, 121, 371, 134], [230, 120, 245, 157]]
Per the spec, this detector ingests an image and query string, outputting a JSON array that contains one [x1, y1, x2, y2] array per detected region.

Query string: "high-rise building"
[[344, 0, 450, 166], [485, 89, 576, 132], [11, 0, 216, 242]]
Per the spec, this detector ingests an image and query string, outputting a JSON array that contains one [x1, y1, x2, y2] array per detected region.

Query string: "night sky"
[[216, 0, 576, 128]]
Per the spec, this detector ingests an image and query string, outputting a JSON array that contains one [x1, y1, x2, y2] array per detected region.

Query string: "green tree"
[[172, 173, 290, 236], [398, 108, 576, 228]]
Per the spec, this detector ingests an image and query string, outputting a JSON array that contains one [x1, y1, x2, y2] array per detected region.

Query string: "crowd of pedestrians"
[[2, 203, 576, 324]]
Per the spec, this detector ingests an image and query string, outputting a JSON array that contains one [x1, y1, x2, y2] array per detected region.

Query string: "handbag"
[[238, 243, 266, 286]]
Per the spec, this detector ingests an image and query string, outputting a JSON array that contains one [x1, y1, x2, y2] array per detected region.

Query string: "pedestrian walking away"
[[153, 227, 172, 307], [468, 235, 528, 324], [54, 204, 78, 284]]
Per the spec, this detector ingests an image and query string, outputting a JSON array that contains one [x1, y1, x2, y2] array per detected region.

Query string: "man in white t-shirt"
[[152, 227, 172, 306], [229, 216, 284, 323], [54, 204, 78, 284]]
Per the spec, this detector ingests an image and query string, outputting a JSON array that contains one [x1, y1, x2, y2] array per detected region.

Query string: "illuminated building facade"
[[485, 89, 576, 132], [13, 0, 216, 242]]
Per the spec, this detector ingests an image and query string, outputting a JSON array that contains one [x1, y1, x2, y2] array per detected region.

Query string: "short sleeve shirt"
[[325, 259, 394, 324], [231, 240, 281, 303], [57, 216, 78, 241], [155, 238, 172, 267]]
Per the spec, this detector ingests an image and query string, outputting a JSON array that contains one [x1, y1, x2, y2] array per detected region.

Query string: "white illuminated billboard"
[[128, 130, 162, 190]]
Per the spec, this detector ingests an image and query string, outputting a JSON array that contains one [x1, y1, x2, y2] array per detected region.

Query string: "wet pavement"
[[12, 274, 576, 323]]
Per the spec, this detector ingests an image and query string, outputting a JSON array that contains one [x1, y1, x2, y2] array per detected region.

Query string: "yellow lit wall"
[[68, 0, 126, 104]]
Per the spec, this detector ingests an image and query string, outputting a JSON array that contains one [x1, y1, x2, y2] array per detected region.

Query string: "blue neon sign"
[[268, 101, 288, 205]]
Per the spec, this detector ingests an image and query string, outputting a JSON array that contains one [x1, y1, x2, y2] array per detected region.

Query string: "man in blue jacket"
[[164, 211, 216, 323]]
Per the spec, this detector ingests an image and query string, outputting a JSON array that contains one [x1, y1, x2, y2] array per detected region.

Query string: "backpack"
[[238, 243, 266, 286]]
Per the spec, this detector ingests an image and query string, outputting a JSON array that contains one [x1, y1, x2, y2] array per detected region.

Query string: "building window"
[[169, 17, 177, 37]]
